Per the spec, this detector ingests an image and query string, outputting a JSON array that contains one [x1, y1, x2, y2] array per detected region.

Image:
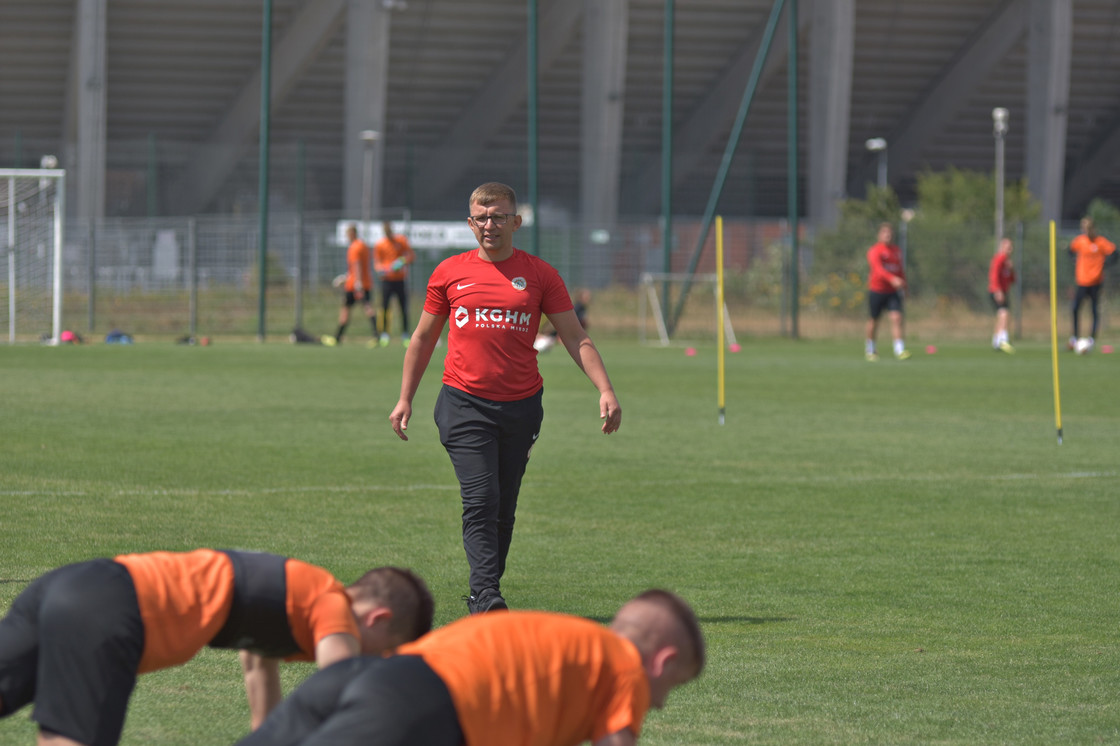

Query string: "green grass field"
[[1, 337, 1118, 745]]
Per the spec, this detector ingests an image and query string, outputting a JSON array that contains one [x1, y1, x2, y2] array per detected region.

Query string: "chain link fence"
[[25, 212, 1112, 344]]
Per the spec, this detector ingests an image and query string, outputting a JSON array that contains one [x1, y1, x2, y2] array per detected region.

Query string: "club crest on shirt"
[[511, 277, 527, 291]]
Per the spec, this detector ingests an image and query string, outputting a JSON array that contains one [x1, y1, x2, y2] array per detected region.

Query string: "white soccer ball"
[[1075, 337, 1093, 355], [331, 274, 346, 289]]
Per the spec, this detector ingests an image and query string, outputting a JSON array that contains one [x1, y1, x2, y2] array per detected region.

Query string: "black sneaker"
[[464, 590, 509, 614]]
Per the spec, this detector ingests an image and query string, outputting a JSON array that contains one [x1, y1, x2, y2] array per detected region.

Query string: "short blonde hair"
[[469, 182, 518, 212]]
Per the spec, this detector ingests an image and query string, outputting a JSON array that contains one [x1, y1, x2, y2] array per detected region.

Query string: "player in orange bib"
[[328, 224, 379, 345], [1067, 217, 1117, 351], [0, 549, 433, 746], [373, 220, 416, 346], [236, 589, 704, 746]]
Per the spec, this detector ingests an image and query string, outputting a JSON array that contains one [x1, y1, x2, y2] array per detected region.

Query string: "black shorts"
[[0, 559, 144, 746], [236, 655, 462, 746], [344, 289, 371, 307], [868, 290, 902, 319], [989, 292, 1009, 311]]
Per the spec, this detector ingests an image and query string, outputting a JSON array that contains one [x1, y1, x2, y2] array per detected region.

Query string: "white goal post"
[[638, 272, 738, 347], [1, 168, 66, 344]]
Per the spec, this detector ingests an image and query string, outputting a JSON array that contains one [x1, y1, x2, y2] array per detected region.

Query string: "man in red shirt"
[[988, 237, 1016, 353], [373, 220, 416, 347], [0, 549, 432, 746], [864, 222, 910, 361], [325, 224, 379, 346], [235, 588, 704, 746], [1067, 217, 1117, 351], [389, 182, 622, 614]]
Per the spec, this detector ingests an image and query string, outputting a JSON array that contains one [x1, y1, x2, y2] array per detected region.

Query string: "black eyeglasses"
[[468, 213, 515, 227]]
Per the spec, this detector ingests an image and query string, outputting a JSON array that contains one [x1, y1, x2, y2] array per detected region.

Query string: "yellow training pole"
[[1049, 220, 1063, 444], [716, 215, 726, 425]]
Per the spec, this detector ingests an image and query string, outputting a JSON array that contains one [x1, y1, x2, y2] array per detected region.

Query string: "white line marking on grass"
[[2, 472, 1114, 498]]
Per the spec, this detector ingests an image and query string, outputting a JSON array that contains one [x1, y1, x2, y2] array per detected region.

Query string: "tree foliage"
[[810, 169, 1042, 309]]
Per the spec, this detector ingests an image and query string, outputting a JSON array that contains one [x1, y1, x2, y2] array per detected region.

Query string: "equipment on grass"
[[1074, 337, 1094, 355], [1, 168, 65, 344]]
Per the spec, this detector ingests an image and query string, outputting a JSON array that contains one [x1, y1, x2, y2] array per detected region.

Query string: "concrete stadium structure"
[[3, 0, 1119, 232]]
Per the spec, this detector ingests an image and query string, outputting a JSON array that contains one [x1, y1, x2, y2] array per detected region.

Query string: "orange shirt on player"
[[1069, 233, 1116, 287], [114, 549, 358, 673], [397, 611, 650, 746], [374, 233, 415, 282], [345, 238, 373, 292]]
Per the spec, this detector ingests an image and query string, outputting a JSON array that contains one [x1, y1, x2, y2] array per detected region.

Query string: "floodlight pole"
[[360, 129, 381, 227], [256, 0, 272, 342], [865, 137, 887, 189], [993, 107, 1009, 251]]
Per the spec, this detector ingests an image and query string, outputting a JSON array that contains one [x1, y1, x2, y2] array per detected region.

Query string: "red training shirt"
[[988, 251, 1015, 294], [424, 248, 573, 401], [866, 241, 905, 294]]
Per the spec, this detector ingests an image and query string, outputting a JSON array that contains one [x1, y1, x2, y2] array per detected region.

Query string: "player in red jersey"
[[389, 182, 622, 614], [988, 237, 1016, 353], [864, 222, 910, 361]]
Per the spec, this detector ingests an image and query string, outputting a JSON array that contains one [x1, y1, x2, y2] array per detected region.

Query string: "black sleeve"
[[233, 658, 370, 746]]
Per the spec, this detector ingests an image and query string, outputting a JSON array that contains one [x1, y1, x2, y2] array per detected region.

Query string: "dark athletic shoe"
[[465, 590, 509, 614]]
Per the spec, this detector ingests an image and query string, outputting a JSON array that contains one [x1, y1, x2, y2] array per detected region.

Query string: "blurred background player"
[[324, 224, 378, 346], [235, 588, 705, 746], [864, 222, 910, 361], [1067, 217, 1117, 353], [988, 237, 1016, 353], [534, 288, 591, 353], [374, 220, 416, 347], [0, 549, 433, 745], [389, 182, 621, 615]]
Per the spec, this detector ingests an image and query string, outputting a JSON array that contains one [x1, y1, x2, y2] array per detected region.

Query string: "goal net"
[[1, 169, 65, 344], [638, 272, 738, 347]]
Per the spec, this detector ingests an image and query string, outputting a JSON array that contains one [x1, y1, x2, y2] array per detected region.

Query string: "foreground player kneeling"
[[238, 588, 703, 746], [0, 549, 433, 746]]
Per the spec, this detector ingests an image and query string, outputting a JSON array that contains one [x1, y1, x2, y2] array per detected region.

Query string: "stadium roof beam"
[[1063, 115, 1120, 216], [1026, 0, 1071, 222], [64, 0, 107, 220], [628, 0, 815, 215], [343, 0, 392, 219], [411, 0, 582, 207], [808, 0, 854, 228], [170, 0, 347, 215], [580, 0, 628, 283], [873, 0, 1029, 188]]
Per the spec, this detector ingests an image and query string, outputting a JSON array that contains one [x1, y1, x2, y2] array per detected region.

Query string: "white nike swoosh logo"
[[457, 282, 476, 290]]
